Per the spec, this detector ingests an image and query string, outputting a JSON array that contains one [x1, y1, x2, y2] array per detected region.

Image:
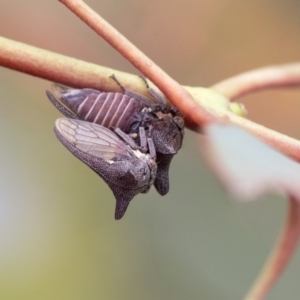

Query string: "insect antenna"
[[109, 74, 126, 92], [138, 75, 168, 107], [110, 74, 157, 110]]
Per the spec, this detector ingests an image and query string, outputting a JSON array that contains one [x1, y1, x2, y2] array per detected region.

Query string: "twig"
[[1, 36, 300, 161], [0, 36, 141, 92], [58, 0, 214, 125], [211, 63, 300, 101], [1, 7, 300, 298], [244, 197, 300, 300]]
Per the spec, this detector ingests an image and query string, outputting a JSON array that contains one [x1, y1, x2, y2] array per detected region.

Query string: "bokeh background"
[[0, 1, 300, 299]]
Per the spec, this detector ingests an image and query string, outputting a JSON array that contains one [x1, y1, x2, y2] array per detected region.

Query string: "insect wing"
[[48, 83, 101, 119], [52, 83, 102, 113], [55, 118, 133, 161], [50, 84, 145, 133], [46, 90, 79, 120], [54, 118, 152, 219]]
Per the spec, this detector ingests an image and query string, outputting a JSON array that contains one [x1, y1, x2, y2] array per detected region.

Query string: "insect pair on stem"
[[46, 76, 184, 219]]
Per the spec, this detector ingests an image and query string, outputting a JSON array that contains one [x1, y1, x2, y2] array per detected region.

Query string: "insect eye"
[[173, 116, 184, 129]]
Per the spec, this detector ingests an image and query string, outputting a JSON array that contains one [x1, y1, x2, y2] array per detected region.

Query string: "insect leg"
[[138, 126, 157, 157], [113, 127, 139, 150], [145, 124, 156, 158], [147, 137, 156, 160], [139, 127, 148, 152], [148, 124, 153, 135], [139, 75, 168, 106], [46, 91, 79, 119]]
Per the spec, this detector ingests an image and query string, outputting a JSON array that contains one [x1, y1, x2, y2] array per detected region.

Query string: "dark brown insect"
[[46, 76, 184, 196], [55, 118, 157, 220]]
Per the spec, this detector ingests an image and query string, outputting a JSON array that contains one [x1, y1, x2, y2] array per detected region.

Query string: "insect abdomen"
[[60, 90, 143, 132]]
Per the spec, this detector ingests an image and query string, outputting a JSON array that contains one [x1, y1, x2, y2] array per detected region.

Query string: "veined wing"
[[55, 118, 134, 161], [52, 83, 70, 98], [52, 83, 101, 109]]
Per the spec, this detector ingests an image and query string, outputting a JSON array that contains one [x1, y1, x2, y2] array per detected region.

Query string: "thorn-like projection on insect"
[[54, 118, 157, 220]]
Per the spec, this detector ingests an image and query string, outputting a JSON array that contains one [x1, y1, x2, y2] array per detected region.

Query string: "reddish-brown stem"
[[211, 63, 300, 101], [244, 197, 300, 300], [58, 0, 214, 125], [2, 36, 300, 161], [0, 36, 130, 91]]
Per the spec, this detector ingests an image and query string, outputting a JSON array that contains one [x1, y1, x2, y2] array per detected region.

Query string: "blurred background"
[[0, 0, 300, 299]]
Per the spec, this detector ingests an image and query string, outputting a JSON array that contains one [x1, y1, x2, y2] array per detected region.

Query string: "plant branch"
[[2, 36, 300, 161], [0, 36, 144, 92], [58, 0, 214, 125], [211, 63, 300, 101], [244, 197, 300, 300]]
